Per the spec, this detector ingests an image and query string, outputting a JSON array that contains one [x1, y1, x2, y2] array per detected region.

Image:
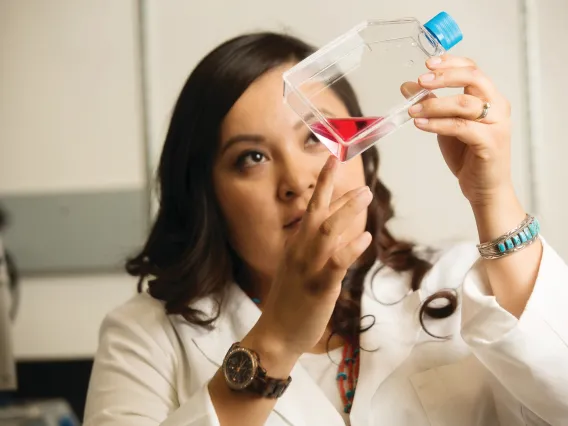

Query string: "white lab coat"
[[83, 239, 568, 425]]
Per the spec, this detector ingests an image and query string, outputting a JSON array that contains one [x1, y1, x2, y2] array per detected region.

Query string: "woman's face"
[[213, 64, 367, 285]]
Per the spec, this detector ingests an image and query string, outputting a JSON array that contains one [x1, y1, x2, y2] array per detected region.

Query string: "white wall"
[[13, 275, 136, 360], [535, 0, 568, 259], [0, 0, 146, 194], [0, 0, 142, 359]]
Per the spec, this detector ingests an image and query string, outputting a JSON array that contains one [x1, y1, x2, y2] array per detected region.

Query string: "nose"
[[277, 153, 319, 202]]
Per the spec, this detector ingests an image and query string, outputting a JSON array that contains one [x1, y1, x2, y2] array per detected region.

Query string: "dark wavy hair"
[[126, 32, 457, 345]]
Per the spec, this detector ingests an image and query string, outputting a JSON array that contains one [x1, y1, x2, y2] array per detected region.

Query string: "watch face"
[[223, 348, 257, 390]]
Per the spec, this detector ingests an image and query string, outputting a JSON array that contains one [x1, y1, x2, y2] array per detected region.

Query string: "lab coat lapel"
[[191, 284, 345, 426], [350, 267, 423, 426]]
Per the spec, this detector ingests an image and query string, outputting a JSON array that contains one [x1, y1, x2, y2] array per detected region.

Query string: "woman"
[[83, 33, 568, 425]]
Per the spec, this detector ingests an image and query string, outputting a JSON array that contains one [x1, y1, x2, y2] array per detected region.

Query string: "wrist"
[[240, 320, 300, 379], [470, 186, 526, 243]]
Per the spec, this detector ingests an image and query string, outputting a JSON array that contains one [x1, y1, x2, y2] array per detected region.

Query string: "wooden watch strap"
[[253, 374, 292, 399]]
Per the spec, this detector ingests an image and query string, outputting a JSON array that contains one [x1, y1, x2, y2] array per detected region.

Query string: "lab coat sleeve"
[[83, 301, 221, 426], [461, 238, 568, 424]]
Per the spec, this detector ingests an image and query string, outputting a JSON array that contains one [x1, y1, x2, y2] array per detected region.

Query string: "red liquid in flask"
[[310, 117, 384, 161]]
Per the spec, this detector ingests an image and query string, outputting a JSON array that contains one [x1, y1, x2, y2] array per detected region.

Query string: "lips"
[[284, 213, 304, 228]]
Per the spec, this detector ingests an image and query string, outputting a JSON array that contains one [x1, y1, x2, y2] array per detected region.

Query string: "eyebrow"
[[221, 108, 337, 154], [221, 134, 265, 155], [293, 109, 336, 130]]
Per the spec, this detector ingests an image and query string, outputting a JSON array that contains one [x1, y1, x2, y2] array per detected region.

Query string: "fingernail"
[[359, 232, 373, 246], [428, 57, 442, 66], [409, 104, 423, 115], [419, 73, 435, 82], [415, 118, 429, 126], [357, 186, 370, 195], [358, 188, 372, 202]]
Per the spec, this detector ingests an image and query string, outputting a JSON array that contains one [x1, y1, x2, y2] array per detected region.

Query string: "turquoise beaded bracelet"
[[476, 214, 540, 259]]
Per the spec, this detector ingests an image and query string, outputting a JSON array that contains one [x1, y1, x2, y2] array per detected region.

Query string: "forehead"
[[220, 64, 350, 140]]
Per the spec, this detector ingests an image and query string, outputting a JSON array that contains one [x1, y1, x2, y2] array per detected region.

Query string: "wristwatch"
[[222, 342, 292, 398]]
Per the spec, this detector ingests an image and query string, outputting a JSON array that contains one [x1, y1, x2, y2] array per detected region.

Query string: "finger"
[[400, 81, 437, 101], [418, 67, 497, 100], [316, 187, 372, 243], [329, 185, 370, 216], [326, 232, 373, 272], [305, 156, 338, 216], [425, 54, 476, 70], [409, 94, 491, 122], [413, 117, 488, 146]]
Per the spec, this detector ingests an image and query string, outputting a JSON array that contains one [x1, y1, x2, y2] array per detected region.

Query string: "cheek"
[[215, 181, 277, 246]]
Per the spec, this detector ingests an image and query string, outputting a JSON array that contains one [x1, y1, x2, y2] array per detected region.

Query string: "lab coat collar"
[[350, 264, 423, 425]]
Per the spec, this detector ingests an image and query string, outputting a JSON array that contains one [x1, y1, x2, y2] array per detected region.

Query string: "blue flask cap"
[[424, 12, 463, 51]]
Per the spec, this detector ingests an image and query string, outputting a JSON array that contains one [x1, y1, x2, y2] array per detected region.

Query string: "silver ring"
[[475, 102, 491, 121]]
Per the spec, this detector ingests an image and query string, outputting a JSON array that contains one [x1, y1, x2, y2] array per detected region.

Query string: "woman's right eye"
[[235, 151, 267, 169]]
